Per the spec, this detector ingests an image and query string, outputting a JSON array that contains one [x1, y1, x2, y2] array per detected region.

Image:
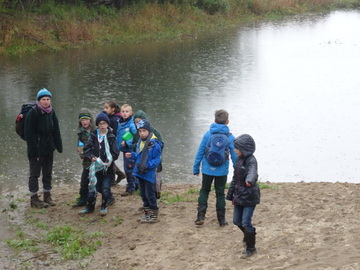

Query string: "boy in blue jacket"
[[193, 109, 237, 226], [115, 104, 138, 196], [125, 119, 162, 223]]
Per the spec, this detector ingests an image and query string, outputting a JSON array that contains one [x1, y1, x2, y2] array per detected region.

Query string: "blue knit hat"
[[37, 88, 52, 101], [137, 119, 151, 131], [96, 111, 110, 126]]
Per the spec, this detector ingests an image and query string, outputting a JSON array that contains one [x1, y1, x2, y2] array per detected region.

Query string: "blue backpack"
[[205, 133, 230, 166]]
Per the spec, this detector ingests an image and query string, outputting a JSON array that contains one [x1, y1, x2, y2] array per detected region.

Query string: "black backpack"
[[15, 102, 37, 140], [205, 133, 231, 166]]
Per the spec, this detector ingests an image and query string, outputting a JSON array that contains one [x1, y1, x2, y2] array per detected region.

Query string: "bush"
[[197, 0, 230, 14]]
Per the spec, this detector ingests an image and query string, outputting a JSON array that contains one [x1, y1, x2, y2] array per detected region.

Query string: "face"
[[235, 148, 243, 157], [121, 107, 133, 119], [103, 103, 115, 116], [38, 97, 51, 108], [97, 121, 108, 133], [139, 128, 150, 140], [134, 118, 142, 126], [80, 119, 91, 129]]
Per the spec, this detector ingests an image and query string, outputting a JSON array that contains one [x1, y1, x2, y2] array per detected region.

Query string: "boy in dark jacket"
[[25, 88, 63, 208], [226, 134, 260, 258], [79, 112, 119, 216], [125, 119, 162, 223], [193, 109, 237, 226], [73, 108, 96, 207]]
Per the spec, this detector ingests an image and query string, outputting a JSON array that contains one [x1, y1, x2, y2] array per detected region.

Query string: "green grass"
[[46, 225, 101, 260], [159, 188, 199, 204]]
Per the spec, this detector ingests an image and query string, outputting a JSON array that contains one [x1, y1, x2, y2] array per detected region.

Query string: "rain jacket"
[[130, 134, 162, 184], [116, 116, 137, 152], [226, 134, 260, 206], [193, 123, 237, 176]]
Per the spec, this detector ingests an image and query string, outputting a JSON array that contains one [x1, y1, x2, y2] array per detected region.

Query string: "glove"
[[137, 164, 147, 174]]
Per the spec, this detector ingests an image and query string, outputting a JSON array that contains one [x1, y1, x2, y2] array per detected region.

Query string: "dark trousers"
[[138, 177, 158, 209], [79, 168, 90, 198], [28, 153, 53, 194], [87, 172, 112, 207], [123, 152, 139, 192], [198, 173, 227, 210]]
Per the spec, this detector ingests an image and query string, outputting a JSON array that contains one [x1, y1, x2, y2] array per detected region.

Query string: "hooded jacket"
[[116, 116, 137, 152], [226, 134, 260, 206], [193, 123, 237, 176]]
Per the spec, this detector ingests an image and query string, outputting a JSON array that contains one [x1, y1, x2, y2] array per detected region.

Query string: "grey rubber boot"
[[30, 194, 49, 209], [195, 204, 207, 225]]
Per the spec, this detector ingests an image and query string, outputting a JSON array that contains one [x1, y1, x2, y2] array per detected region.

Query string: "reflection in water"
[[1, 10, 360, 192]]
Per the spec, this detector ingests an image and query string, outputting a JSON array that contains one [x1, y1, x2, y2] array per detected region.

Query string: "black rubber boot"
[[241, 229, 257, 259], [195, 204, 207, 225], [238, 225, 246, 244], [216, 209, 229, 227]]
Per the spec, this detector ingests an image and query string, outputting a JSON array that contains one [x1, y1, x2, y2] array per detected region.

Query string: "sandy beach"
[[1, 182, 360, 269]]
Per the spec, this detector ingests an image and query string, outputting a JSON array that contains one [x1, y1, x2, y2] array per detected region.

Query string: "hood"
[[133, 110, 148, 121], [78, 108, 96, 130], [234, 134, 256, 157], [209, 123, 230, 134]]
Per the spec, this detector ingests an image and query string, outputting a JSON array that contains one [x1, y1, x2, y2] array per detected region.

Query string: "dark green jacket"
[[25, 105, 63, 158]]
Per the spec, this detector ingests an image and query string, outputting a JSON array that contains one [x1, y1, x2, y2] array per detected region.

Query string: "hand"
[[246, 182, 252, 187], [194, 173, 199, 176], [91, 157, 97, 162], [121, 141, 126, 147]]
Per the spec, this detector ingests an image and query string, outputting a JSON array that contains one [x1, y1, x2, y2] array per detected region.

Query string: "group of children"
[[75, 105, 259, 257], [75, 102, 163, 223]]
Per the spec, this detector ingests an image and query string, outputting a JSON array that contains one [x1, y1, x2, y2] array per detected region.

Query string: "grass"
[[1, 0, 359, 55]]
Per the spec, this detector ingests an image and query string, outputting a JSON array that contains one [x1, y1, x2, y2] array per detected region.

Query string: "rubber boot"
[[216, 209, 229, 227], [241, 229, 257, 259], [43, 192, 56, 206], [195, 204, 207, 225], [238, 225, 246, 245], [78, 198, 95, 215], [100, 200, 108, 216], [72, 196, 87, 208], [30, 194, 49, 209]]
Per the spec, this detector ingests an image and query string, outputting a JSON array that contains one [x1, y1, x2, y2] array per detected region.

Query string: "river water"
[[1, 10, 360, 193]]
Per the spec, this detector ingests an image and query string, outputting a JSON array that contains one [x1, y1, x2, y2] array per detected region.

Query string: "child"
[[103, 100, 126, 185], [125, 119, 162, 223], [73, 108, 96, 207], [226, 134, 260, 258], [193, 109, 237, 226], [79, 112, 119, 216], [133, 110, 164, 199], [116, 104, 138, 196]]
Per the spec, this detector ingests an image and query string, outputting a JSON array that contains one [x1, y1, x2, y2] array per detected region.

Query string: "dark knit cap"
[[95, 111, 110, 126], [137, 119, 151, 131]]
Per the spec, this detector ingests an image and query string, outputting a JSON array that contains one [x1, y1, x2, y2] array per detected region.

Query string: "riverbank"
[[1, 182, 359, 269], [1, 0, 359, 55]]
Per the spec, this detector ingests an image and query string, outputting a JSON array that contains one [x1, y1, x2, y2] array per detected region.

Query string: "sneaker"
[[121, 191, 134, 196], [78, 208, 94, 215], [100, 208, 108, 216], [72, 198, 87, 208], [108, 196, 116, 206]]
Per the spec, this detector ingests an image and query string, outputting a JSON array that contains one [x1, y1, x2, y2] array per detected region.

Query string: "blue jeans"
[[233, 205, 256, 233], [87, 172, 112, 208], [138, 177, 158, 209], [123, 152, 139, 192]]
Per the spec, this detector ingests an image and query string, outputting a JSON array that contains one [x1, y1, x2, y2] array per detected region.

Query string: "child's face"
[[104, 103, 115, 116], [134, 117, 142, 126], [98, 121, 108, 133], [121, 107, 133, 119], [81, 119, 91, 129], [235, 148, 243, 157], [139, 128, 150, 140]]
